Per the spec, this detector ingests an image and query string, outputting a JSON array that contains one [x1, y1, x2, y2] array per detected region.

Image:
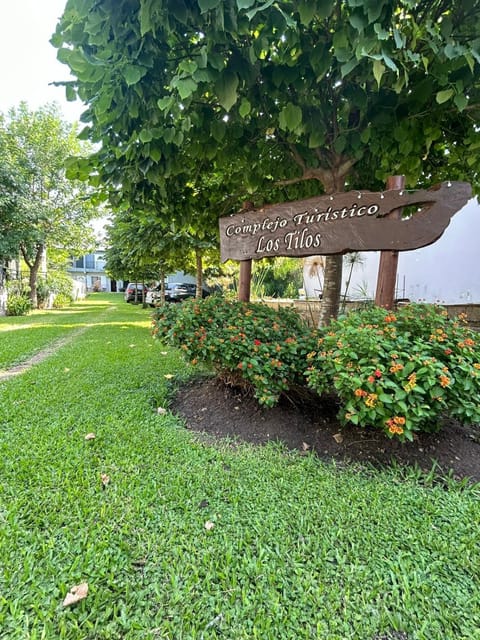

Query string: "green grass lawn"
[[0, 294, 478, 640], [0, 296, 114, 370]]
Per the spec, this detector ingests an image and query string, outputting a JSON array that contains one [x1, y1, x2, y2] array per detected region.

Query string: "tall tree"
[[0, 103, 96, 307], [53, 0, 480, 322]]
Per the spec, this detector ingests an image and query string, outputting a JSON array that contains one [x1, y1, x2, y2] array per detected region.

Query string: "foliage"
[[53, 1, 480, 322], [152, 296, 316, 406], [0, 163, 25, 262], [306, 305, 480, 440], [37, 271, 75, 308], [0, 295, 479, 638], [0, 103, 96, 307], [5, 293, 32, 317], [252, 257, 304, 299], [153, 298, 480, 438]]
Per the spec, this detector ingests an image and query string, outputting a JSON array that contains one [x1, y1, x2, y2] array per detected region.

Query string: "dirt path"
[[0, 327, 88, 382], [0, 306, 114, 383]]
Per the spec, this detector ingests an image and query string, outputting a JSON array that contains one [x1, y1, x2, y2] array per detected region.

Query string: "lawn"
[[0, 294, 478, 640]]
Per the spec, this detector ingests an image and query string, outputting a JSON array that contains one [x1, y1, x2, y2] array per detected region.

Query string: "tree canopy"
[[0, 103, 97, 306], [53, 0, 480, 319]]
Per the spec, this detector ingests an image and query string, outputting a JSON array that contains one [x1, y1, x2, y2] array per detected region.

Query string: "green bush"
[[152, 300, 480, 440], [6, 293, 32, 316], [52, 293, 72, 308], [152, 296, 316, 407], [37, 271, 74, 308], [305, 304, 480, 441]]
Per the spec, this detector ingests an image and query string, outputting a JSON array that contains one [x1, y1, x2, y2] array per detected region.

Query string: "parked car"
[[124, 283, 148, 303], [146, 282, 210, 307]]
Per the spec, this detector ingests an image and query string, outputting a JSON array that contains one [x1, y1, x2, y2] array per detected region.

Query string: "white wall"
[[304, 198, 480, 304]]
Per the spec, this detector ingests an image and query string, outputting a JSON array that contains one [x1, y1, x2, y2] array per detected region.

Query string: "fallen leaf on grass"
[[84, 433, 96, 441], [100, 473, 110, 486], [156, 407, 167, 415], [62, 582, 88, 607], [160, 351, 168, 355], [333, 433, 344, 443], [64, 367, 70, 373], [204, 521, 215, 531], [164, 374, 174, 379], [302, 442, 311, 451]]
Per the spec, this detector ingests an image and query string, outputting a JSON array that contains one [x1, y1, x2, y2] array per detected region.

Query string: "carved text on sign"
[[219, 181, 472, 262]]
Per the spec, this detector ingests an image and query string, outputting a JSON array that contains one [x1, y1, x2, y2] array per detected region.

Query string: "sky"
[[0, 0, 83, 122]]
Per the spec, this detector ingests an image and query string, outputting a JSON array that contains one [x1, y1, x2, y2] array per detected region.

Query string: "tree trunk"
[[195, 248, 203, 299], [318, 255, 343, 326], [22, 244, 43, 309], [159, 269, 166, 303], [317, 177, 347, 326]]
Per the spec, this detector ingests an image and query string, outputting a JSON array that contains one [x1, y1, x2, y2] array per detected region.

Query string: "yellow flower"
[[365, 393, 378, 408]]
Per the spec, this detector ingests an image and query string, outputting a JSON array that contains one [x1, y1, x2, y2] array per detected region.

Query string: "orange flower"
[[368, 375, 375, 383], [355, 388, 367, 397], [390, 363, 404, 373], [439, 375, 450, 388]]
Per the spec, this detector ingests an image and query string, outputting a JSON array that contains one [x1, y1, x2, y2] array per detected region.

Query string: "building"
[[68, 251, 119, 296], [303, 197, 480, 305]]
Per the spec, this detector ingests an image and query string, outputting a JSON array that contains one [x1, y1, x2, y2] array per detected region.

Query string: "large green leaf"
[[122, 65, 147, 86], [174, 77, 198, 100], [239, 98, 251, 117], [436, 88, 454, 104], [236, 0, 255, 8], [215, 72, 239, 112], [198, 0, 221, 12], [297, 0, 316, 25], [279, 103, 302, 132], [373, 59, 385, 87]]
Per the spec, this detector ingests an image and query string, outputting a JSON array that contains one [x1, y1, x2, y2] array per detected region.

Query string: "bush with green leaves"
[[37, 271, 74, 308], [305, 305, 480, 441], [152, 300, 480, 440], [6, 293, 32, 316], [152, 296, 316, 407]]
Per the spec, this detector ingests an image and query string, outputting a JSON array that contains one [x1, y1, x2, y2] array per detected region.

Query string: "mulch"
[[173, 377, 480, 483]]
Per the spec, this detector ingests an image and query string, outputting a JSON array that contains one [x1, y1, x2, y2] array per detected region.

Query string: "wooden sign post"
[[220, 182, 471, 264], [374, 175, 405, 309], [221, 182, 472, 303]]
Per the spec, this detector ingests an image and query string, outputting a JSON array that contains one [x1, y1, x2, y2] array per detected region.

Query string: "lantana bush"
[[152, 298, 480, 441], [152, 296, 316, 407], [306, 304, 480, 440]]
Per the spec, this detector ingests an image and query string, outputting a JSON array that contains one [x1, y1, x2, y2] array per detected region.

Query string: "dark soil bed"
[[174, 377, 480, 483]]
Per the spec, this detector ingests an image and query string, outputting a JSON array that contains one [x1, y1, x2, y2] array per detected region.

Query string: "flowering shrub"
[[152, 299, 480, 440], [151, 296, 316, 407], [305, 304, 480, 441]]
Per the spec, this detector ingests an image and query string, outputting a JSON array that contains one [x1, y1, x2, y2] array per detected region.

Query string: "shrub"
[[152, 296, 316, 407], [6, 293, 32, 316], [152, 300, 480, 440], [37, 272, 74, 308], [305, 304, 480, 441], [52, 293, 72, 308]]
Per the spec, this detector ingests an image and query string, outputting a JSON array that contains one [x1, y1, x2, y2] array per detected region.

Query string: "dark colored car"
[[124, 283, 149, 303], [146, 282, 210, 306]]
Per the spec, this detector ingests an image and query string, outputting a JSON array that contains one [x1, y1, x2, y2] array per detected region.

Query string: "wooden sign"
[[219, 181, 472, 262]]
